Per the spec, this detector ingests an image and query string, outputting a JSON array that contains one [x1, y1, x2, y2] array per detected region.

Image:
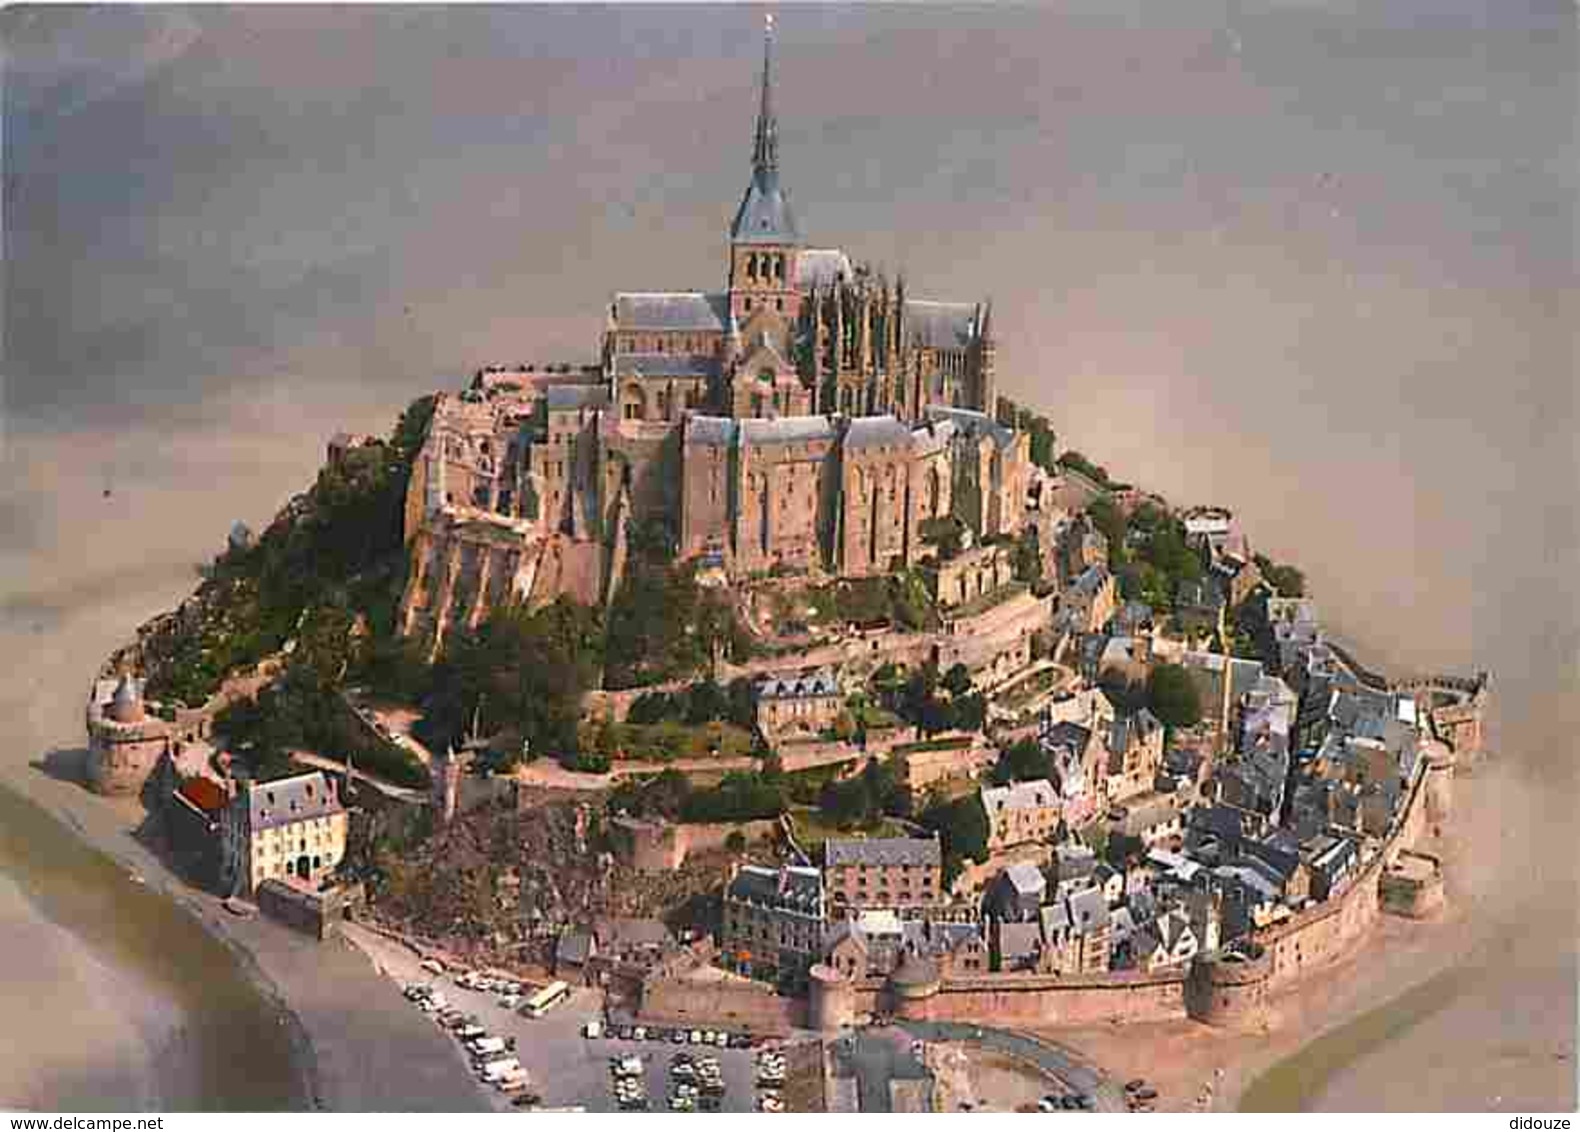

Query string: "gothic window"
[[775, 255, 785, 280], [748, 253, 758, 279]]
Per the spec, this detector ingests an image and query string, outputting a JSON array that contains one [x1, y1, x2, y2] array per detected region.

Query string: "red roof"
[[178, 777, 228, 813]]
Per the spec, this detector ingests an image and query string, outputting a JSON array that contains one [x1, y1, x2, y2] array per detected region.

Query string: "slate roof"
[[1108, 709, 1163, 759], [1067, 886, 1111, 932], [1109, 905, 1138, 946], [247, 771, 342, 833], [544, 384, 610, 412], [1069, 564, 1112, 597], [613, 291, 730, 331], [1000, 862, 1047, 897], [982, 778, 1057, 813], [731, 169, 800, 244], [758, 668, 839, 701], [843, 414, 913, 450], [1054, 842, 1098, 880], [1213, 863, 1281, 904], [826, 837, 941, 868], [739, 415, 836, 446], [612, 353, 720, 379], [686, 415, 738, 447], [997, 921, 1043, 962], [900, 919, 983, 958], [904, 300, 981, 349], [795, 248, 852, 289], [1044, 721, 1093, 754], [924, 405, 1015, 450], [726, 864, 823, 912]]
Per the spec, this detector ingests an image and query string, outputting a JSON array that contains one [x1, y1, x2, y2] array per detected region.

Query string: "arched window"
[[775, 254, 785, 280], [747, 253, 758, 279]]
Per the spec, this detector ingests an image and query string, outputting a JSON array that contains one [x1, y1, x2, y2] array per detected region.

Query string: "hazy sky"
[[4, 3, 1576, 749]]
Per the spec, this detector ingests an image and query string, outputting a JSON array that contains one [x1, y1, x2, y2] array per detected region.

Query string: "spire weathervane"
[[752, 12, 779, 177]]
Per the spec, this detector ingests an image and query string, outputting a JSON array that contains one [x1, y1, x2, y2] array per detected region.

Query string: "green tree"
[[1146, 663, 1203, 729], [919, 793, 990, 880], [991, 737, 1049, 784], [683, 679, 729, 725], [941, 663, 974, 699], [1087, 497, 1128, 569]]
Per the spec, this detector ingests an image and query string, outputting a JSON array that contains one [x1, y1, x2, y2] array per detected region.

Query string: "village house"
[[823, 914, 987, 979], [1059, 515, 1109, 583], [719, 863, 825, 988], [1060, 564, 1117, 635], [984, 861, 1046, 923], [980, 778, 1060, 853], [1114, 795, 1184, 850], [220, 770, 349, 897], [1128, 906, 1199, 971], [1039, 886, 1113, 974], [755, 667, 843, 738], [1104, 708, 1165, 803], [823, 836, 943, 915]]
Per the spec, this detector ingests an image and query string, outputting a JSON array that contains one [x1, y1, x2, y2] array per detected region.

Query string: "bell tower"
[[727, 14, 801, 326]]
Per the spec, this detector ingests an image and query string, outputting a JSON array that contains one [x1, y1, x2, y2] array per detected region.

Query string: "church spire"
[[752, 13, 779, 177]]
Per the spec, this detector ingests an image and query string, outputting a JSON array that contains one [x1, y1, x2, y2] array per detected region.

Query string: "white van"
[[583, 1020, 603, 1039], [481, 1057, 522, 1081], [468, 1036, 506, 1057], [614, 1056, 643, 1078]]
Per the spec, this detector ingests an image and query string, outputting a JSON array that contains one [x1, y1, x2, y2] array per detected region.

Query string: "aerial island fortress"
[[396, 23, 1023, 649], [81, 19, 1501, 1113]]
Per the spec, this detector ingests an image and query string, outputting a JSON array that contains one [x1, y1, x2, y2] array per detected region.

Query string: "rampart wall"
[[639, 973, 804, 1035]]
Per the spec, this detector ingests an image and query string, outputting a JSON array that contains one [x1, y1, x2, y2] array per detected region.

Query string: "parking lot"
[[346, 925, 787, 1112]]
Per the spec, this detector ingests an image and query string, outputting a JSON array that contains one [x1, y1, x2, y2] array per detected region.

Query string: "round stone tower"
[[888, 952, 941, 1020], [808, 963, 855, 1032], [85, 673, 171, 795], [1184, 948, 1272, 1029]]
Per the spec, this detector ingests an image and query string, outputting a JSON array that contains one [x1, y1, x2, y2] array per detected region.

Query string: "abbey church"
[[398, 23, 1032, 648]]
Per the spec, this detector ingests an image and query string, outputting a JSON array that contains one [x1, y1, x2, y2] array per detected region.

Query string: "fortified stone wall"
[[639, 972, 804, 1035], [891, 968, 1188, 1028]]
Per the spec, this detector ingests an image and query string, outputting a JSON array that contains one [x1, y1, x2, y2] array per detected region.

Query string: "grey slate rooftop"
[[612, 353, 720, 379], [740, 415, 836, 446], [726, 864, 822, 912], [825, 837, 942, 868], [731, 169, 800, 244], [843, 414, 913, 450], [685, 415, 738, 446], [613, 291, 730, 331], [924, 404, 1015, 449], [544, 384, 610, 411], [247, 770, 343, 833], [757, 668, 840, 701], [904, 300, 981, 350]]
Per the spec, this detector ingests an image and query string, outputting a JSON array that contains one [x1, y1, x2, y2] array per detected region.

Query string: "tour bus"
[[521, 979, 571, 1019]]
